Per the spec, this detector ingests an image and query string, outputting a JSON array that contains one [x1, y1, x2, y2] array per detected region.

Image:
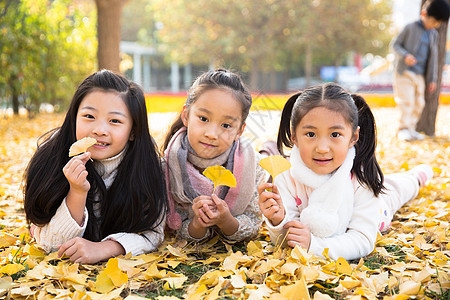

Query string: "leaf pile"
[[0, 107, 449, 299]]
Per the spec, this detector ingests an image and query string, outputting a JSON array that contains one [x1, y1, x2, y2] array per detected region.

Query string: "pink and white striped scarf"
[[164, 127, 256, 230]]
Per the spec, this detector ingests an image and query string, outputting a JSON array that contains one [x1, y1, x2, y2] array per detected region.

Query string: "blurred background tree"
[[0, 0, 96, 115], [95, 0, 129, 72], [0, 0, 394, 115], [149, 0, 392, 90]]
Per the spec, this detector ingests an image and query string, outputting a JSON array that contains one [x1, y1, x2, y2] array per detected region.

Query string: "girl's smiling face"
[[292, 106, 359, 175], [76, 90, 133, 160], [182, 88, 245, 159]]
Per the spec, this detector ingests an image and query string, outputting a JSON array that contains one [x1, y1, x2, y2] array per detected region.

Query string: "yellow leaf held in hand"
[[69, 137, 97, 157], [259, 155, 291, 180], [203, 165, 236, 193]]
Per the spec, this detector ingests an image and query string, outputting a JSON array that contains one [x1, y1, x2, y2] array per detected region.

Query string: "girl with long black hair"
[[24, 70, 166, 263]]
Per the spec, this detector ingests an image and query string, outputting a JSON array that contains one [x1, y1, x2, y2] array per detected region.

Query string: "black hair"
[[162, 68, 252, 151], [24, 69, 167, 241], [277, 82, 384, 196], [424, 0, 450, 21]]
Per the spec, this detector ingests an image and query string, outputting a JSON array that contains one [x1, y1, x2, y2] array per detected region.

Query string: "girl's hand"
[[206, 194, 238, 236], [258, 183, 285, 226], [63, 152, 91, 193], [284, 221, 311, 250], [195, 195, 232, 228], [192, 195, 216, 228], [57, 237, 125, 264]]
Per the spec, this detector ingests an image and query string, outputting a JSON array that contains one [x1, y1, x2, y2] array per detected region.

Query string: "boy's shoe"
[[397, 129, 414, 141], [410, 130, 425, 141], [407, 164, 433, 187]]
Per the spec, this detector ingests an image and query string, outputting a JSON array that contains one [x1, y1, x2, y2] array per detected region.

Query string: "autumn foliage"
[[0, 106, 449, 299]]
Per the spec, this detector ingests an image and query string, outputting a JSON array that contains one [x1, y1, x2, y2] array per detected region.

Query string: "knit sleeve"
[[308, 184, 380, 261], [103, 214, 166, 256], [221, 192, 262, 242], [33, 198, 88, 253]]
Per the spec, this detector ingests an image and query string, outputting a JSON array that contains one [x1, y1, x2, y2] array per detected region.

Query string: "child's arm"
[[188, 195, 217, 239], [62, 152, 91, 225], [57, 238, 125, 264], [258, 183, 285, 225], [32, 198, 88, 253], [259, 172, 301, 247], [58, 214, 166, 263], [32, 152, 91, 254], [391, 24, 412, 59]]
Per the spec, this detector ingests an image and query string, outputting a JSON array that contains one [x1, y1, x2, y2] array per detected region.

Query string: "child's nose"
[[92, 123, 108, 136], [204, 124, 219, 139], [316, 139, 330, 153]]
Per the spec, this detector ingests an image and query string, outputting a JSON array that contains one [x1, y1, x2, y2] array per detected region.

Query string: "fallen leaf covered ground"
[[0, 104, 449, 299]]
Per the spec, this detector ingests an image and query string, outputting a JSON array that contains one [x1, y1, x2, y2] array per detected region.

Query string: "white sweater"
[[33, 150, 165, 256], [263, 152, 381, 261]]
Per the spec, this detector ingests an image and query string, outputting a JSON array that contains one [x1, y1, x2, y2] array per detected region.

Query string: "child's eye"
[[83, 114, 94, 119], [222, 123, 232, 129], [331, 132, 341, 138], [306, 132, 315, 137], [199, 116, 208, 122], [110, 119, 122, 124]]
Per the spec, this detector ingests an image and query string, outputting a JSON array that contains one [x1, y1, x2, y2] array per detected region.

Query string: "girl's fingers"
[[79, 152, 91, 164], [198, 207, 211, 223], [284, 220, 306, 230], [202, 203, 217, 219], [257, 182, 273, 194], [58, 239, 76, 258]]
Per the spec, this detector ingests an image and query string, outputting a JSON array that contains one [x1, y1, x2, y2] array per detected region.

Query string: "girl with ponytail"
[[259, 82, 433, 260]]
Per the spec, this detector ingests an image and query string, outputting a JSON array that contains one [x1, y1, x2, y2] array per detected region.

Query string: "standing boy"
[[391, 0, 450, 141]]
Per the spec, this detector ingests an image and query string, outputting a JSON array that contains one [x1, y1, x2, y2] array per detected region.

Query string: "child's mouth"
[[314, 158, 332, 165]]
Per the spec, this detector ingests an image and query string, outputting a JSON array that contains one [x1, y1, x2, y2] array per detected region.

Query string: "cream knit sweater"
[[33, 149, 165, 256]]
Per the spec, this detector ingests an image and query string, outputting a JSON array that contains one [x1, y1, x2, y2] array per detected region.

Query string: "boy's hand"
[[284, 221, 311, 250], [404, 54, 417, 66], [428, 82, 436, 93], [63, 152, 91, 193], [258, 182, 285, 226]]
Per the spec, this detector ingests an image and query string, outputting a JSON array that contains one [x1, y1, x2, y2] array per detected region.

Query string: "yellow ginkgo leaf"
[[94, 270, 115, 294], [0, 263, 25, 276], [259, 155, 291, 180], [336, 257, 352, 275], [280, 276, 310, 300], [202, 165, 236, 192], [104, 257, 128, 287], [69, 137, 97, 157]]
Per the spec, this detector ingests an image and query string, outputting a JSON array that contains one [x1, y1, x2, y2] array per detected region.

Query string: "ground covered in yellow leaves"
[[0, 105, 449, 299]]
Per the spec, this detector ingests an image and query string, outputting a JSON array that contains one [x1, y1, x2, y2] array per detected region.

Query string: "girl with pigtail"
[[258, 82, 433, 261], [163, 69, 269, 242]]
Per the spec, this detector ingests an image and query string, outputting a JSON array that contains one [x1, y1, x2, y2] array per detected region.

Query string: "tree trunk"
[[8, 75, 19, 115], [249, 58, 261, 91], [305, 43, 312, 88], [95, 0, 128, 73], [416, 0, 449, 136], [12, 93, 19, 115]]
